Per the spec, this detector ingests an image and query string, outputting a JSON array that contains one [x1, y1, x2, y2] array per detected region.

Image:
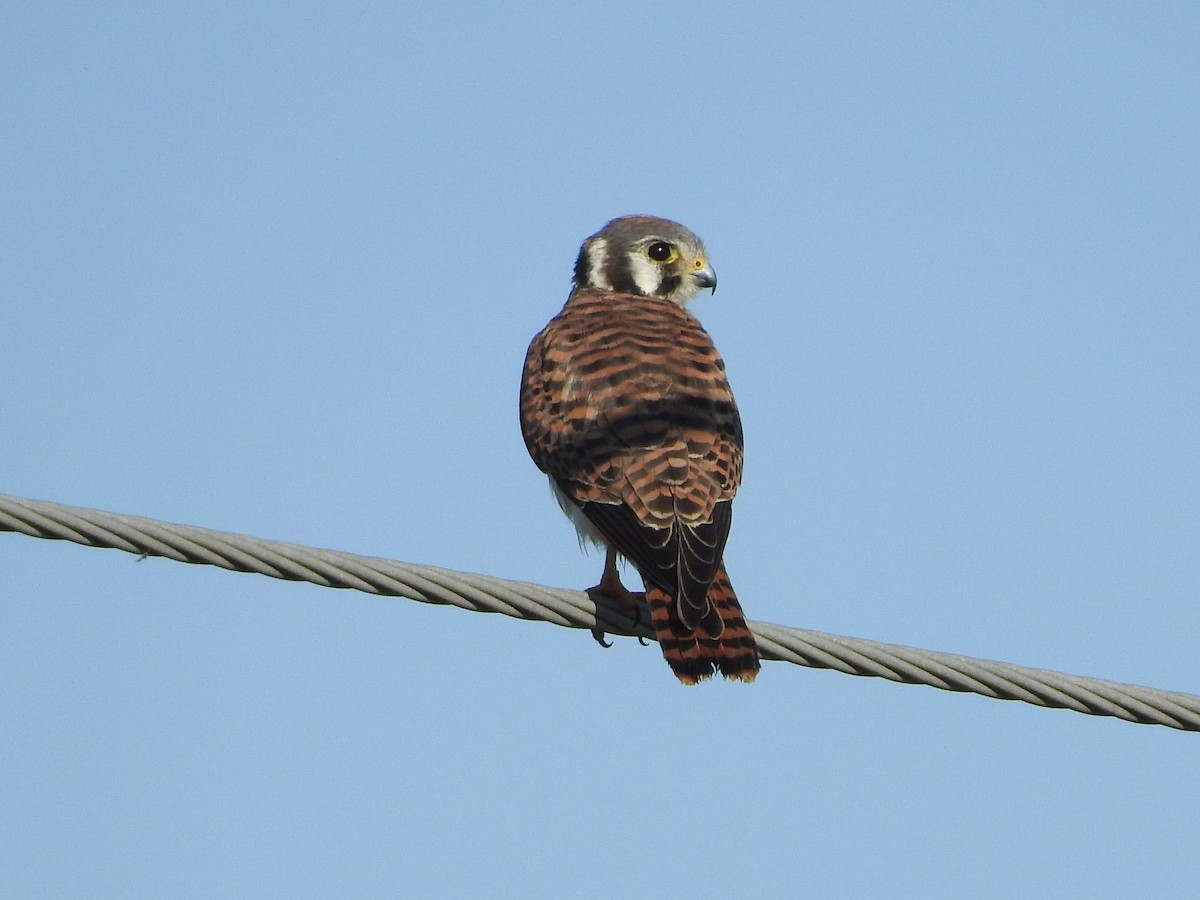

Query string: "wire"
[[2, 491, 1197, 731]]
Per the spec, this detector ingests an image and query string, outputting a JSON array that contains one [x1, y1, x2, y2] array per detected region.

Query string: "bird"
[[519, 215, 760, 684]]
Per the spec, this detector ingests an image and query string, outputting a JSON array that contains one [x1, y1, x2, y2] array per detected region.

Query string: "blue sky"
[[2, 2, 1198, 897]]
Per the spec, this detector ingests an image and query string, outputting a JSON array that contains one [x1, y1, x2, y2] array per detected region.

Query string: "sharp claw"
[[585, 548, 648, 649], [629, 601, 649, 645]]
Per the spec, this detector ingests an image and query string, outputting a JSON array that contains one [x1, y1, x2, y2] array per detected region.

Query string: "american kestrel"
[[519, 215, 760, 683]]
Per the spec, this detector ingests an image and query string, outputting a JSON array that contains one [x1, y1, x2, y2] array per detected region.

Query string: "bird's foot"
[[586, 575, 646, 648]]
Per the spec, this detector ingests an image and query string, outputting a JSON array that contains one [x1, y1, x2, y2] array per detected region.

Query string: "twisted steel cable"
[[2, 491, 1197, 731]]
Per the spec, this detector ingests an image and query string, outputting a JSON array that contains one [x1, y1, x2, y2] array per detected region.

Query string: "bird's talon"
[[628, 601, 650, 645], [591, 628, 613, 648]]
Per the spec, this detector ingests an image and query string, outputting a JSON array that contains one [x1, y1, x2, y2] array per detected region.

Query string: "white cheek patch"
[[584, 238, 612, 290], [627, 253, 661, 296]]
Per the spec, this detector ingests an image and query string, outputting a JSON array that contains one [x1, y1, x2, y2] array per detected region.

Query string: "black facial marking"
[[573, 243, 593, 287]]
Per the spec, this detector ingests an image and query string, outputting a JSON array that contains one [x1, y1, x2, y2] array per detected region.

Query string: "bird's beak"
[[692, 261, 718, 294]]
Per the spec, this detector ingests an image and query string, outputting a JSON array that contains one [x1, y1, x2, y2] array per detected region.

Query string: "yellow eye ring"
[[646, 241, 675, 262]]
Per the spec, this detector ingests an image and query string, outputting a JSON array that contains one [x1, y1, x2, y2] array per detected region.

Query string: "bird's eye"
[[646, 241, 674, 262]]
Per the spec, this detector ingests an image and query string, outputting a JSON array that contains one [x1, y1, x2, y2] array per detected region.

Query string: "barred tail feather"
[[644, 563, 761, 684]]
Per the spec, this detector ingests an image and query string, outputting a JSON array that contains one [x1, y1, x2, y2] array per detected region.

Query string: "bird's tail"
[[644, 562, 761, 684]]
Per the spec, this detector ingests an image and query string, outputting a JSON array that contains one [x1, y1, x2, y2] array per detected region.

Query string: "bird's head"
[[572, 215, 717, 307]]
